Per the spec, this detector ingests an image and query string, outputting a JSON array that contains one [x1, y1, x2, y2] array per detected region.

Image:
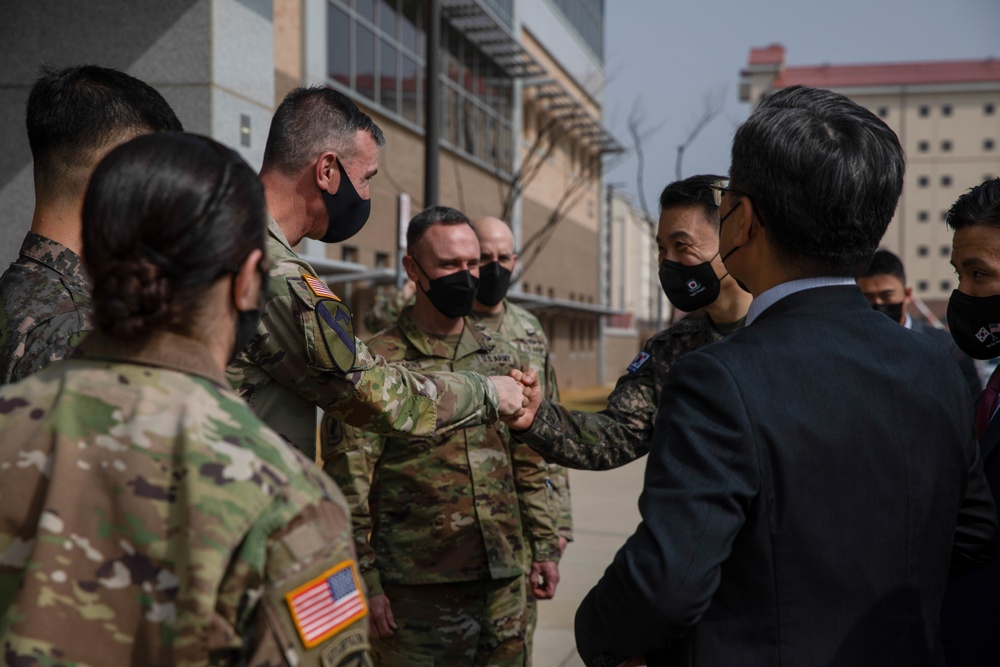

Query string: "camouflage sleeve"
[[540, 354, 573, 541], [243, 273, 499, 437], [510, 435, 562, 564], [226, 466, 371, 666], [319, 413, 385, 598], [7, 317, 89, 383], [514, 341, 657, 471]]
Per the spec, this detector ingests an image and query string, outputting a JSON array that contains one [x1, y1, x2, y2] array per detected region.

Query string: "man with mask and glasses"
[[227, 87, 529, 470], [323, 206, 561, 666], [857, 249, 980, 397], [507, 175, 752, 470], [939, 177, 1000, 667], [544, 86, 996, 667]]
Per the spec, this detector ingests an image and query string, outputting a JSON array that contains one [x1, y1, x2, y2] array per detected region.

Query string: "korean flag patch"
[[627, 351, 651, 374]]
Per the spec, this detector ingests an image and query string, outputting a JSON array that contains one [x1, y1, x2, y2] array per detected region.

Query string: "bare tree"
[[626, 100, 662, 232], [674, 85, 727, 181]]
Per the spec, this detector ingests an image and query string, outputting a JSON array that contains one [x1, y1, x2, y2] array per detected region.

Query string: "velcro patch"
[[626, 351, 651, 374], [316, 298, 358, 373], [303, 274, 339, 300], [286, 561, 368, 649]]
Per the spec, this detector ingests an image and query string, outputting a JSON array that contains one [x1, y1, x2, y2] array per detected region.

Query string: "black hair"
[[729, 85, 905, 276], [859, 249, 906, 284], [262, 86, 386, 175], [82, 133, 266, 340], [406, 206, 473, 256], [946, 178, 1000, 231], [26, 65, 182, 187], [659, 173, 727, 227]]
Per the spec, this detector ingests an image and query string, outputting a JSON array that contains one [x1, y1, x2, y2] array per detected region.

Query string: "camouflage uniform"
[[470, 300, 572, 664], [227, 218, 500, 462], [0, 232, 95, 384], [323, 307, 561, 666], [362, 285, 412, 334], [514, 312, 744, 470], [0, 331, 371, 667]]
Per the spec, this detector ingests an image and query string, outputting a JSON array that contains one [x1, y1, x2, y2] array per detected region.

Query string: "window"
[[940, 280, 951, 291], [917, 210, 929, 222], [941, 245, 951, 257], [917, 140, 929, 153], [985, 139, 996, 151], [942, 104, 952, 116], [342, 245, 359, 262], [877, 106, 889, 118], [941, 175, 953, 187], [987, 103, 996, 116], [918, 105, 930, 117], [917, 176, 929, 188], [941, 210, 949, 221], [917, 280, 929, 292], [522, 282, 530, 293], [917, 246, 929, 257], [941, 140, 952, 152], [374, 252, 390, 268], [547, 287, 554, 298]]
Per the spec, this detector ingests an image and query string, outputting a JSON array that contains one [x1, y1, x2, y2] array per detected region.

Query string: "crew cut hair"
[[859, 249, 906, 285], [26, 64, 182, 184], [946, 178, 1000, 231], [659, 174, 727, 228], [406, 206, 473, 255], [729, 85, 905, 276], [262, 86, 385, 175]]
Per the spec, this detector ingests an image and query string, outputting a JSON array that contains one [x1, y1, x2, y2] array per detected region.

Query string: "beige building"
[[740, 44, 1000, 314]]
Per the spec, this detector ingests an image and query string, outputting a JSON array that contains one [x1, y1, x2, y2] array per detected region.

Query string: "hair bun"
[[94, 257, 172, 338]]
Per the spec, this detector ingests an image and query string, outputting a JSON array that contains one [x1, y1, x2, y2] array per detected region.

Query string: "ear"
[[402, 254, 421, 284], [315, 151, 341, 194], [509, 253, 518, 273], [903, 285, 913, 304], [234, 248, 265, 311], [730, 196, 755, 247]]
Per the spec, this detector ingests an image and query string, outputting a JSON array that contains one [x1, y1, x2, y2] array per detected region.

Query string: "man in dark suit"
[[571, 86, 998, 667], [940, 177, 1000, 666], [857, 249, 982, 398]]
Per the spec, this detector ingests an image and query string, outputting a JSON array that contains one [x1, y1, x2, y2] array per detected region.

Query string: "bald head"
[[473, 216, 516, 259]]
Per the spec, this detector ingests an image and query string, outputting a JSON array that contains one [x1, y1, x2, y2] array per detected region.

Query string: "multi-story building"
[[0, 0, 622, 388], [740, 44, 1000, 314]]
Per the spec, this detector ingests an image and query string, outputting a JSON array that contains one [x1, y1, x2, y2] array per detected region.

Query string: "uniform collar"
[[398, 306, 492, 359], [20, 231, 91, 291], [79, 330, 229, 388], [267, 215, 295, 254]]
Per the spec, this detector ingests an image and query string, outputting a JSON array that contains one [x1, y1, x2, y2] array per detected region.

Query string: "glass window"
[[400, 0, 421, 53], [917, 280, 929, 292], [918, 105, 929, 117], [941, 140, 952, 152], [917, 210, 928, 222], [917, 140, 929, 153], [342, 245, 359, 262], [987, 103, 996, 116], [917, 246, 929, 257], [379, 0, 397, 38], [878, 106, 889, 118], [917, 176, 929, 187], [401, 55, 419, 124], [941, 175, 952, 187], [328, 4, 351, 86], [379, 40, 398, 113], [356, 24, 375, 100], [985, 139, 995, 151], [374, 252, 390, 268], [940, 210, 949, 221], [355, 0, 374, 22], [940, 280, 951, 291], [942, 104, 952, 116]]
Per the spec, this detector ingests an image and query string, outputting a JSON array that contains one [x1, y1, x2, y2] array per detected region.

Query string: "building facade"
[[0, 0, 623, 388], [740, 44, 1000, 314]]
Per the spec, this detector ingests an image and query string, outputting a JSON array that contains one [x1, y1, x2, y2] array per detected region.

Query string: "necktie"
[[975, 364, 1000, 437]]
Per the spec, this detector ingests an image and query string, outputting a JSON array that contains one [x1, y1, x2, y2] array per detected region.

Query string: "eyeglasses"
[[708, 179, 766, 227]]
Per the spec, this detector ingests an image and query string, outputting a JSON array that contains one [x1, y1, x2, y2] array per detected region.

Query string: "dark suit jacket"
[[911, 318, 983, 399], [940, 391, 1000, 666], [575, 286, 998, 667]]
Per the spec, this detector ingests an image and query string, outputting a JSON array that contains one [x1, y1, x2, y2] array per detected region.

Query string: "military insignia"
[[285, 561, 367, 649], [316, 299, 358, 372], [303, 274, 340, 300], [321, 627, 372, 667], [627, 351, 651, 374]]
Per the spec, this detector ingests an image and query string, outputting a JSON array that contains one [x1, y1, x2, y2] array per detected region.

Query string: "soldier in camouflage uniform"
[[0, 133, 371, 666], [323, 207, 561, 666], [508, 175, 753, 470], [0, 65, 182, 383], [363, 280, 414, 334], [227, 87, 526, 465], [470, 216, 572, 663]]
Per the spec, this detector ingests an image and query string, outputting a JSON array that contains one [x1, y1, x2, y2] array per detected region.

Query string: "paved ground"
[[529, 386, 648, 666]]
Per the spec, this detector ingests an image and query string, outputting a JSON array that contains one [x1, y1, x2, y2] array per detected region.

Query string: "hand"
[[559, 536, 569, 556], [491, 375, 528, 418], [529, 560, 559, 599], [368, 594, 397, 638], [502, 368, 541, 431]]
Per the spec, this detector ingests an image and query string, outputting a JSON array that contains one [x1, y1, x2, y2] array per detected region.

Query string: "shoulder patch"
[[316, 299, 358, 373], [286, 561, 368, 649], [303, 274, 340, 301], [626, 351, 651, 374]]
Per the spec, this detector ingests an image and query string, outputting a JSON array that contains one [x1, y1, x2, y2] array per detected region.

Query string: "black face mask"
[[947, 289, 1000, 360], [717, 203, 751, 294], [872, 302, 904, 323], [412, 258, 479, 318], [320, 159, 371, 243], [658, 257, 721, 312], [231, 267, 270, 362], [477, 261, 512, 307]]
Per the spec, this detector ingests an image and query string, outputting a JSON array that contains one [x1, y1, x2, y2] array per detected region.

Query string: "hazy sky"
[[603, 0, 1000, 212]]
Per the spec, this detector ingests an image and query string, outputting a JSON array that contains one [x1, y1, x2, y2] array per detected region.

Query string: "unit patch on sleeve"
[[315, 298, 358, 373], [285, 561, 368, 649], [626, 351, 651, 374]]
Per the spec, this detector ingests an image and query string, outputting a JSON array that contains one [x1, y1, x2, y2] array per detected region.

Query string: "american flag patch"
[[285, 561, 367, 648], [302, 274, 338, 300]]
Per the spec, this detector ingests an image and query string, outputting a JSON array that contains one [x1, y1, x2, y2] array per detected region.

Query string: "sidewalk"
[[530, 385, 648, 666]]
